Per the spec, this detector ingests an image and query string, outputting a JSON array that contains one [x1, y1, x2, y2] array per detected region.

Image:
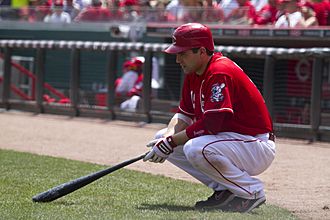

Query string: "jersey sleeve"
[[178, 75, 195, 118], [203, 74, 234, 115], [115, 71, 138, 95]]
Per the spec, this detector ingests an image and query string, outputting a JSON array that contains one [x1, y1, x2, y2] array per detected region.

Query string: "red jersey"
[[253, 4, 278, 25], [305, 0, 330, 25], [74, 6, 112, 22], [226, 1, 256, 22], [178, 53, 273, 137]]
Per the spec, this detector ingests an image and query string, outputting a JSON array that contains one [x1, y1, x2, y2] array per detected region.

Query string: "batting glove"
[[143, 136, 177, 163], [146, 139, 159, 148]]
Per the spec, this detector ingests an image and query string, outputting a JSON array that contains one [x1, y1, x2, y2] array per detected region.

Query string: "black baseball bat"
[[32, 153, 147, 203]]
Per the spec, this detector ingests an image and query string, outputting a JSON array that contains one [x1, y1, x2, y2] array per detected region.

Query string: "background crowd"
[[0, 0, 329, 27]]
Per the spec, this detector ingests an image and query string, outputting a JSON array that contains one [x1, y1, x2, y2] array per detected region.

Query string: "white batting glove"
[[143, 136, 177, 163], [146, 139, 159, 148]]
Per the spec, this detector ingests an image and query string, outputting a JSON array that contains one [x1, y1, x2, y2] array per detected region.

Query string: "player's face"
[[176, 48, 204, 75]]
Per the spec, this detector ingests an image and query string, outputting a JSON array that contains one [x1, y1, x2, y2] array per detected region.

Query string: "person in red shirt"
[[74, 0, 112, 22], [115, 60, 139, 97], [253, 0, 279, 25], [143, 23, 276, 213], [201, 0, 225, 23], [304, 0, 330, 25], [117, 57, 144, 111], [225, 0, 257, 24]]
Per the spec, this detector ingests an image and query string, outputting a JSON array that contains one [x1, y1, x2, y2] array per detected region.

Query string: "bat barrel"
[[32, 153, 146, 202]]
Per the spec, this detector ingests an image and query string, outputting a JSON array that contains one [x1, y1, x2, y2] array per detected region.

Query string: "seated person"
[[274, 0, 302, 27], [43, 0, 71, 23], [118, 56, 145, 111], [115, 59, 140, 97], [225, 0, 256, 24], [74, 0, 112, 22], [253, 0, 278, 25], [297, 5, 319, 27]]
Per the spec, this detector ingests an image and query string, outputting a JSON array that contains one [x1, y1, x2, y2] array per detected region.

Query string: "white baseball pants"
[[155, 130, 276, 199]]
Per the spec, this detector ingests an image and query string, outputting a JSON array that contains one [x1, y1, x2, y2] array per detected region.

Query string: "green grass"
[[0, 149, 297, 220]]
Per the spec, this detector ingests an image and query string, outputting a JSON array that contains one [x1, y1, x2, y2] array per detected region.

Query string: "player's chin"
[[181, 66, 190, 74]]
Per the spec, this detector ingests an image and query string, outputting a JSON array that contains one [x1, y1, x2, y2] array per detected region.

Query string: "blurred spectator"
[[74, 0, 112, 22], [201, 0, 225, 23], [274, 0, 302, 27], [117, 56, 144, 111], [165, 0, 185, 21], [18, 0, 52, 22], [63, 0, 80, 20], [2, 0, 30, 20], [251, 0, 268, 11], [274, 0, 288, 19], [304, 0, 330, 25], [18, 5, 33, 21], [253, 0, 278, 25], [166, 0, 213, 23], [181, 0, 204, 22], [44, 0, 72, 23], [144, 0, 169, 22], [107, 0, 124, 20], [225, 0, 256, 24], [297, 4, 319, 26], [119, 0, 142, 21], [119, 56, 161, 112], [125, 56, 144, 97], [220, 0, 239, 18], [0, 0, 14, 20], [33, 0, 52, 21], [115, 58, 141, 97]]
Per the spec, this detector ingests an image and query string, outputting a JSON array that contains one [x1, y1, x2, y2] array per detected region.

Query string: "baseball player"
[[143, 23, 276, 213], [115, 59, 139, 97]]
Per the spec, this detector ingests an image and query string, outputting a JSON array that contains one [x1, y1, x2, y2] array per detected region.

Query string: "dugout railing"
[[1, 40, 330, 141]]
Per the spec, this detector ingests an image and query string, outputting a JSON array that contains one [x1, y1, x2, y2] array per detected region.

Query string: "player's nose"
[[176, 54, 181, 64]]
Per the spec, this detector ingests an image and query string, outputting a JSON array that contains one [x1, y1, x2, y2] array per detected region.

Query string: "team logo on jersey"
[[211, 83, 225, 102]]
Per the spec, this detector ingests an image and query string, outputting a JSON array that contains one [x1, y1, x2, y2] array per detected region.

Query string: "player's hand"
[[143, 136, 177, 163], [146, 139, 159, 148]]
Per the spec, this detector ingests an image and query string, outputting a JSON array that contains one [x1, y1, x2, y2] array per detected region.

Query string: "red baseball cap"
[[123, 60, 134, 68], [164, 23, 214, 54], [53, 0, 63, 7]]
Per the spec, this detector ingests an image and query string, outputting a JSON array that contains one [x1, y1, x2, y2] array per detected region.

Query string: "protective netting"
[[1, 40, 330, 127]]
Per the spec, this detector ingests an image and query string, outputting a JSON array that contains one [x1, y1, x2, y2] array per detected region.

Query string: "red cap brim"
[[164, 44, 191, 54]]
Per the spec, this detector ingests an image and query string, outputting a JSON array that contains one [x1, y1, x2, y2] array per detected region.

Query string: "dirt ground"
[[1, 110, 329, 220]]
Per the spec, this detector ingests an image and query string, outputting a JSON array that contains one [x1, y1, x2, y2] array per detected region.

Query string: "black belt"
[[269, 132, 276, 142]]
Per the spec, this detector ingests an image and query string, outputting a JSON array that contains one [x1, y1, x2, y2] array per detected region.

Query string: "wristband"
[[166, 136, 177, 148]]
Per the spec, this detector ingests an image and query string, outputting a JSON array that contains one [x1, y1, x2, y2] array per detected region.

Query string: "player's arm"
[[157, 112, 193, 148], [144, 112, 192, 163], [144, 75, 195, 162], [162, 113, 193, 137], [115, 71, 138, 95], [162, 112, 229, 147], [161, 75, 195, 141], [144, 112, 229, 163]]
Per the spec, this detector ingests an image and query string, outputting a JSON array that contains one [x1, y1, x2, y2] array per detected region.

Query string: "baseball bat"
[[32, 153, 147, 203]]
